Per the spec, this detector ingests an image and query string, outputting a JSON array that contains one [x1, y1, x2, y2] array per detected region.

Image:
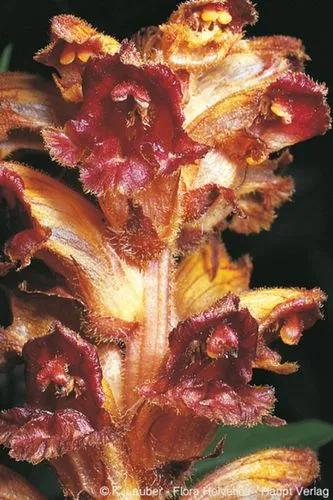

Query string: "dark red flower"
[[23, 321, 110, 428], [44, 42, 208, 195], [141, 294, 276, 425], [0, 322, 114, 463], [250, 72, 331, 154], [188, 71, 330, 166]]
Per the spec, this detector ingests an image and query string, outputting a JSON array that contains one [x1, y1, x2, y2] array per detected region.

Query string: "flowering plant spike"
[[0, 1, 330, 498]]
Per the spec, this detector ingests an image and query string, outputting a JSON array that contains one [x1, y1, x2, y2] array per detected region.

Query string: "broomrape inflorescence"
[[0, 1, 331, 498]]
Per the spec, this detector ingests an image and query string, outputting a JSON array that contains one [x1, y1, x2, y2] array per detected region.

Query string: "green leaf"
[[0, 44, 13, 72], [191, 419, 333, 482]]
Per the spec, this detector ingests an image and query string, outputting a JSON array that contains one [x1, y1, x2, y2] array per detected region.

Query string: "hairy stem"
[[124, 248, 176, 409]]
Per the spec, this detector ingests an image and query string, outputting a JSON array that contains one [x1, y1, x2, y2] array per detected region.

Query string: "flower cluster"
[[0, 0, 330, 498]]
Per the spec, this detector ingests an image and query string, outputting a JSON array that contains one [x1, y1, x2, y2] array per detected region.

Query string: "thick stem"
[[43, 251, 177, 498], [124, 248, 176, 409]]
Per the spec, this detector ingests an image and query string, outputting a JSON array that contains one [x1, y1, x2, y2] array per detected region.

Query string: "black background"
[[1, 0, 332, 497]]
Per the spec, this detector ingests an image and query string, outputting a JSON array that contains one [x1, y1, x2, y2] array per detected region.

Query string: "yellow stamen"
[[77, 47, 94, 63], [60, 45, 76, 65], [201, 9, 220, 23], [217, 10, 233, 25], [271, 102, 292, 124], [246, 155, 265, 166], [206, 349, 218, 359]]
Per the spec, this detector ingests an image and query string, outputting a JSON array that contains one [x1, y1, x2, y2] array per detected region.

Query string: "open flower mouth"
[[140, 294, 279, 426], [184, 1, 255, 32], [0, 0, 330, 498]]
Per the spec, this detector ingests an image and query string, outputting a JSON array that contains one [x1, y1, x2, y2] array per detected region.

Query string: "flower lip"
[[23, 321, 110, 429], [110, 80, 151, 105], [187, 0, 257, 31], [0, 407, 116, 464]]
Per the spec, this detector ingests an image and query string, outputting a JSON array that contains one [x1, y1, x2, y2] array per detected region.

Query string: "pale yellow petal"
[[186, 448, 319, 499], [240, 287, 325, 334], [176, 240, 252, 319]]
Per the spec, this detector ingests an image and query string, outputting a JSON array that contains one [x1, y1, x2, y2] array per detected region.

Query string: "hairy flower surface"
[[44, 42, 208, 195], [141, 294, 276, 425], [35, 15, 120, 102], [0, 0, 330, 498], [0, 323, 116, 464]]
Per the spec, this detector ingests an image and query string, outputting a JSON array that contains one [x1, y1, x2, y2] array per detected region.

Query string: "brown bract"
[[175, 238, 252, 319], [228, 151, 294, 234], [0, 73, 67, 159]]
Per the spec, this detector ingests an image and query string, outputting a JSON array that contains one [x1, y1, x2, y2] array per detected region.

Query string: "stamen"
[[246, 155, 265, 166], [201, 9, 232, 25], [217, 11, 233, 25], [60, 45, 76, 65], [280, 315, 303, 345], [201, 9, 220, 23], [77, 47, 94, 63], [207, 324, 239, 359], [271, 102, 293, 124]]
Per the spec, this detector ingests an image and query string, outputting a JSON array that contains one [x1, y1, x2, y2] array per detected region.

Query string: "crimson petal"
[[23, 321, 110, 428], [141, 294, 276, 425], [44, 42, 208, 195], [0, 167, 50, 275], [0, 407, 114, 464]]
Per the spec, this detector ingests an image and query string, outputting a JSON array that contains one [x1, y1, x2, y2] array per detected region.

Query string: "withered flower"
[[0, 167, 51, 275], [0, 0, 330, 498]]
